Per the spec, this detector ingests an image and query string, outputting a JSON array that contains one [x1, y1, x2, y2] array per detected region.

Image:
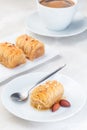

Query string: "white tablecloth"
[[0, 0, 87, 130]]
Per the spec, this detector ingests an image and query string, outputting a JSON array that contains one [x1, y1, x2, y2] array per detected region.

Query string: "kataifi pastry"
[[16, 34, 45, 61], [0, 42, 26, 68], [30, 80, 64, 110]]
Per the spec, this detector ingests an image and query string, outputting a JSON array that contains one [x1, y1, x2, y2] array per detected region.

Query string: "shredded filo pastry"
[[30, 80, 64, 110], [16, 34, 45, 61], [0, 42, 26, 68]]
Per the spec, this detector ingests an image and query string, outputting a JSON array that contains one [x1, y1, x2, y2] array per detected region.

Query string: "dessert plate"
[[26, 11, 87, 37], [1, 73, 86, 122], [0, 33, 59, 83]]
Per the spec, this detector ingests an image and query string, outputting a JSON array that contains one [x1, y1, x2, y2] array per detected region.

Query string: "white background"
[[0, 0, 87, 130]]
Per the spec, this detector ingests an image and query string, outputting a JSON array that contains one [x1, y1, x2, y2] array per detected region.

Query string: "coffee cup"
[[36, 0, 78, 31]]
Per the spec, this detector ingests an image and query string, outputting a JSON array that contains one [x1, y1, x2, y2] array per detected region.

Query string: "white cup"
[[36, 0, 78, 31]]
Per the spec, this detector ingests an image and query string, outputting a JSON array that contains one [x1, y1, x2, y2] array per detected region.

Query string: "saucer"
[[26, 11, 87, 37]]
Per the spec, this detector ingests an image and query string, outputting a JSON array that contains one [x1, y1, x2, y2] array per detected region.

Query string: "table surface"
[[0, 0, 87, 130]]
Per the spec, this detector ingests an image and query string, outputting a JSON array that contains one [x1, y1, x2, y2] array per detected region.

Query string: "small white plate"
[[0, 33, 59, 83], [1, 73, 86, 122], [26, 11, 87, 37]]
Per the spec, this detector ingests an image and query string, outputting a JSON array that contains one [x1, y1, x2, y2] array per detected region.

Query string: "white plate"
[[0, 33, 59, 82], [1, 73, 86, 122], [26, 11, 87, 37]]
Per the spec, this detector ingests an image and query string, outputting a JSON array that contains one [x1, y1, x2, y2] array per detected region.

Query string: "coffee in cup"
[[40, 0, 75, 8]]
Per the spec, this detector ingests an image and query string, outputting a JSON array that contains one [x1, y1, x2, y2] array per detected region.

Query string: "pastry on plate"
[[0, 42, 26, 68], [16, 34, 45, 61], [30, 80, 64, 110]]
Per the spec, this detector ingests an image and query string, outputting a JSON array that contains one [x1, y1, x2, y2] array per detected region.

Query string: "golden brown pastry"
[[0, 42, 26, 68], [16, 34, 45, 61], [30, 80, 64, 110]]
